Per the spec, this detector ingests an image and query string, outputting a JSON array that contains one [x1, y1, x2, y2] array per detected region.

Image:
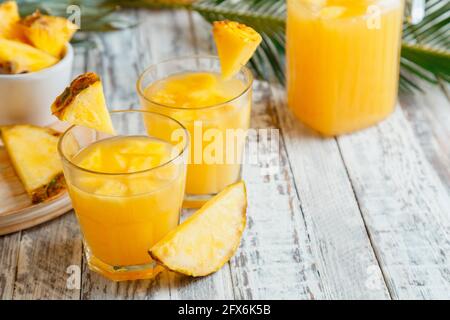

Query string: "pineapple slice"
[[150, 181, 247, 276], [51, 72, 115, 135], [212, 20, 262, 79], [0, 38, 58, 74], [0, 1, 22, 40], [0, 125, 65, 204], [19, 10, 77, 58]]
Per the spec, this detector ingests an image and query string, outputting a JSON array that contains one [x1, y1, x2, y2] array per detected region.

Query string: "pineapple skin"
[[0, 125, 66, 204], [51, 72, 100, 116], [20, 11, 77, 58], [0, 38, 58, 74], [31, 173, 66, 204], [51, 72, 115, 135]]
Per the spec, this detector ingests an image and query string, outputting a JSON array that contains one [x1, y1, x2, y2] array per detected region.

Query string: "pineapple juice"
[[287, 0, 404, 135], [67, 136, 185, 269], [142, 72, 251, 199]]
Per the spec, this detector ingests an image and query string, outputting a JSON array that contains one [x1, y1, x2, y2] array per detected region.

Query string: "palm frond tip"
[[194, 0, 450, 90]]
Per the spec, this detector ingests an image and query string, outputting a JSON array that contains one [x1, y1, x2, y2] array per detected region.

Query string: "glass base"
[[183, 192, 217, 208], [84, 246, 164, 281]]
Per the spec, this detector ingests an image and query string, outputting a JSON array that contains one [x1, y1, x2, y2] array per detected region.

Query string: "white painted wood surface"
[[0, 9, 449, 300]]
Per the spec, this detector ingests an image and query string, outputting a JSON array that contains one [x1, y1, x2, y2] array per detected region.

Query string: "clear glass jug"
[[286, 0, 424, 135]]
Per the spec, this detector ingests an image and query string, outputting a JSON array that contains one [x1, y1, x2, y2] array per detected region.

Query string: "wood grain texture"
[[0, 231, 19, 299], [337, 106, 450, 299], [12, 213, 82, 299], [399, 82, 450, 190], [271, 86, 391, 299], [230, 82, 324, 299]]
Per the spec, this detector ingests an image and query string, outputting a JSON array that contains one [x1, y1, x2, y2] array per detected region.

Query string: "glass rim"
[[136, 55, 253, 111], [57, 109, 189, 176]]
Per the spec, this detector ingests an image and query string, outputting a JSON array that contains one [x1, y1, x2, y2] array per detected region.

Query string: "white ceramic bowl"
[[0, 44, 74, 126]]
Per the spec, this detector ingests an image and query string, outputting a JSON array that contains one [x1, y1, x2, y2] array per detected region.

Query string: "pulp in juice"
[[142, 72, 251, 197], [68, 136, 185, 268], [287, 0, 404, 135]]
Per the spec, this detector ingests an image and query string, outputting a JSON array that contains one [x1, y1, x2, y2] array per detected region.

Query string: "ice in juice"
[[287, 0, 404, 135], [142, 72, 251, 198], [67, 136, 185, 271]]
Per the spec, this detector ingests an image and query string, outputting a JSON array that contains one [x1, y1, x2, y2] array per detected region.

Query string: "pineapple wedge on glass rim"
[[51, 72, 115, 135], [0, 38, 58, 74], [0, 125, 65, 204], [212, 20, 262, 79], [150, 181, 247, 277], [19, 10, 77, 58]]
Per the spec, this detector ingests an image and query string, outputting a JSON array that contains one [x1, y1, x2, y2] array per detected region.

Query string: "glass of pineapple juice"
[[286, 0, 405, 135], [58, 110, 189, 281], [137, 56, 252, 207]]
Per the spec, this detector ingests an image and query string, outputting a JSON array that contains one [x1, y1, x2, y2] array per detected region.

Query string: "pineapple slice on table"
[[0, 38, 58, 74], [51, 72, 115, 135], [0, 125, 65, 204], [19, 10, 77, 58], [150, 181, 247, 277], [212, 20, 262, 79], [0, 1, 23, 40]]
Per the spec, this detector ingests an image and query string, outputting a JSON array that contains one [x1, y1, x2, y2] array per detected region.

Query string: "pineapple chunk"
[[150, 181, 247, 276], [0, 1, 22, 40], [0, 125, 65, 204], [213, 20, 262, 79], [51, 72, 115, 135], [19, 10, 77, 58], [0, 38, 58, 74]]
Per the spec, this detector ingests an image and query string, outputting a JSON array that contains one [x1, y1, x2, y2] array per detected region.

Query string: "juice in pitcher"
[[138, 57, 252, 205], [59, 111, 189, 281], [287, 0, 404, 135]]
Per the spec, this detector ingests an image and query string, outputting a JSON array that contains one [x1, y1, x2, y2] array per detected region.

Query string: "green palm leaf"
[[14, 0, 449, 91], [193, 0, 450, 90], [16, 0, 137, 31]]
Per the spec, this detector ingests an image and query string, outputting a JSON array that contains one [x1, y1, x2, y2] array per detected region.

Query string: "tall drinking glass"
[[58, 110, 189, 281], [137, 56, 252, 207]]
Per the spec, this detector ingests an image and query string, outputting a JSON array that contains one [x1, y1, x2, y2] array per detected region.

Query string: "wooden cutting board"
[[0, 122, 72, 235]]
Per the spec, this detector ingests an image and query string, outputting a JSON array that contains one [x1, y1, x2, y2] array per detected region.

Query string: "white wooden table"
[[1, 9, 449, 300]]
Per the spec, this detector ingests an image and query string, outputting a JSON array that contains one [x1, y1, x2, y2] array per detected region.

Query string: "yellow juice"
[[287, 0, 404, 135], [142, 72, 251, 198], [67, 136, 185, 270]]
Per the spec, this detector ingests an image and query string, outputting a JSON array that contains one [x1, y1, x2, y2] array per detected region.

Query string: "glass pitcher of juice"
[[287, 0, 408, 135]]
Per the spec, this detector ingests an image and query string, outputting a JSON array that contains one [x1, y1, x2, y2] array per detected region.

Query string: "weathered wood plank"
[[81, 267, 171, 300], [189, 11, 215, 55], [0, 232, 20, 299], [271, 86, 390, 299], [227, 82, 324, 299], [399, 82, 450, 190], [168, 263, 234, 299], [12, 213, 82, 299], [337, 106, 450, 299]]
